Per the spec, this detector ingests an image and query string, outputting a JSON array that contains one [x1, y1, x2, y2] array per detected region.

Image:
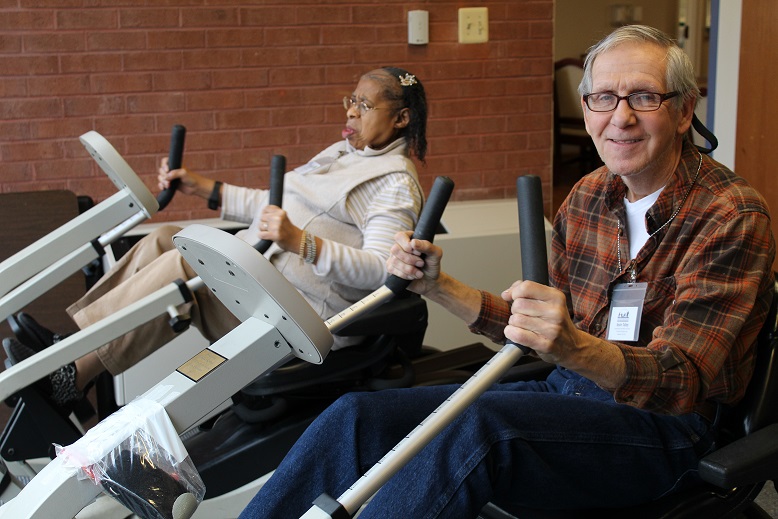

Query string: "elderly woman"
[[5, 66, 428, 411]]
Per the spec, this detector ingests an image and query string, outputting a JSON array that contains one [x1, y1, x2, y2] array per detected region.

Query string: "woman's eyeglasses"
[[343, 96, 385, 116]]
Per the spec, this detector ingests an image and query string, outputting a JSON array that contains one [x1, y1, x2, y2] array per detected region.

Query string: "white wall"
[[709, 0, 741, 170], [423, 200, 553, 352]]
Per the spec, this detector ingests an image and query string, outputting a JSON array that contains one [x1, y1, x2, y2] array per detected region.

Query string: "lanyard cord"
[[617, 152, 703, 281]]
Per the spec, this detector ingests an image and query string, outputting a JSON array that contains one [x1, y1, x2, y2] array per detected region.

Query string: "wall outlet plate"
[[458, 7, 488, 44]]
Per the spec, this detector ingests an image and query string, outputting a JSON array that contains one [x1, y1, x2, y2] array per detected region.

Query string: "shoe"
[[7, 312, 69, 352], [2, 337, 83, 407]]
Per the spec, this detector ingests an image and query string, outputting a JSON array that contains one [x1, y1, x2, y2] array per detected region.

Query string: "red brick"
[[214, 109, 271, 131], [297, 6, 351, 24], [185, 131, 242, 152], [181, 8, 239, 28], [246, 88, 303, 108], [244, 127, 299, 148], [321, 26, 376, 45], [457, 151, 508, 173], [27, 74, 90, 96], [0, 34, 21, 52], [240, 7, 297, 27], [0, 98, 63, 120], [299, 46, 352, 66], [2, 140, 64, 161], [0, 77, 27, 97], [63, 96, 125, 117], [93, 115, 156, 137], [157, 112, 215, 133], [182, 49, 241, 69], [241, 47, 298, 67], [35, 158, 95, 180], [187, 90, 244, 111], [23, 33, 85, 53], [530, 21, 554, 40], [57, 10, 118, 30], [124, 51, 183, 72], [153, 71, 211, 91], [263, 27, 321, 47], [0, 162, 33, 184], [269, 105, 325, 127], [213, 148, 270, 170], [30, 118, 94, 140], [0, 55, 58, 75], [126, 93, 186, 114], [92, 73, 152, 94], [506, 3, 554, 21], [87, 31, 146, 51], [0, 0, 555, 206], [212, 69, 269, 90], [147, 31, 205, 50], [270, 67, 325, 87], [60, 53, 123, 73], [206, 28, 264, 48], [119, 8, 180, 28], [0, 11, 54, 31]]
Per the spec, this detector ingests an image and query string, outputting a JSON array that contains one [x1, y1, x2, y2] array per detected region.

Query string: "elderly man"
[[239, 25, 775, 518]]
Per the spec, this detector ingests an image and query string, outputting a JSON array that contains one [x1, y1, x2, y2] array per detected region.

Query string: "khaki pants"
[[67, 225, 240, 375]]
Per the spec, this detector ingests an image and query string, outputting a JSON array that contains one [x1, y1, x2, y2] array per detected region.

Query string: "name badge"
[[294, 156, 336, 175], [606, 282, 647, 342]]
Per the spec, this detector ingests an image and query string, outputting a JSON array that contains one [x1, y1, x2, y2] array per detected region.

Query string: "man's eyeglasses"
[[343, 96, 384, 116], [583, 91, 680, 112]]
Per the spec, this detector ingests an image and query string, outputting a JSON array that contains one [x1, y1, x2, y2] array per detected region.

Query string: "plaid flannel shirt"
[[469, 139, 775, 416]]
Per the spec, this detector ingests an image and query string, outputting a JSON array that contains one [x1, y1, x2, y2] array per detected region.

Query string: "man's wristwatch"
[[208, 181, 223, 210]]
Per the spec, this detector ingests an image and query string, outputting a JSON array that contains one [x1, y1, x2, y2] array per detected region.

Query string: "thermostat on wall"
[[408, 10, 429, 45]]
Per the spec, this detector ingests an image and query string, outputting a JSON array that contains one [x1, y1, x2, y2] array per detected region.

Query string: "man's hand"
[[503, 280, 626, 388], [386, 231, 443, 296]]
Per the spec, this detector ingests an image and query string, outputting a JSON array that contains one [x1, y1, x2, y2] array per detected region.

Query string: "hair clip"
[[399, 73, 417, 87]]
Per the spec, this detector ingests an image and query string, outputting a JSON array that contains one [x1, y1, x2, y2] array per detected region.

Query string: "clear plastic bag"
[[56, 390, 205, 519]]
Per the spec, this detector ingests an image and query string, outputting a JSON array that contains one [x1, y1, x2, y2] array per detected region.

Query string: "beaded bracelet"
[[304, 231, 317, 264], [298, 230, 307, 261]]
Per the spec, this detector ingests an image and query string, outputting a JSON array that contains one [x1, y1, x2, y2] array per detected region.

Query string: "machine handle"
[[156, 124, 187, 211], [512, 174, 550, 353], [384, 176, 455, 295], [255, 155, 286, 254]]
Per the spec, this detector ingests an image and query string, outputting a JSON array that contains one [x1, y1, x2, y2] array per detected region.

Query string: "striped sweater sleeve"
[[313, 172, 423, 290]]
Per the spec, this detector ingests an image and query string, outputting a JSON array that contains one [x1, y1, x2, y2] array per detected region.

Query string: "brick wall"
[[0, 1, 554, 222]]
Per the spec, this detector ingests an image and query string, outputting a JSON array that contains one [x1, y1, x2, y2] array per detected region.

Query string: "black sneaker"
[[2, 337, 83, 407], [7, 312, 69, 352]]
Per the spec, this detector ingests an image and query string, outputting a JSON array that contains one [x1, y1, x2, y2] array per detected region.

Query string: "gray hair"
[[578, 25, 699, 110]]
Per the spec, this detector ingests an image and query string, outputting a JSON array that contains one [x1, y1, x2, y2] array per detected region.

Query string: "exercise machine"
[[301, 174, 547, 518], [0, 176, 455, 518], [0, 126, 186, 325]]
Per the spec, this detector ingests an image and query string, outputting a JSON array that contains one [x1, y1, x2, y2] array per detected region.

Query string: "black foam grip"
[[516, 175, 549, 285], [513, 175, 549, 354], [255, 154, 286, 254], [385, 176, 455, 295], [157, 124, 186, 211]]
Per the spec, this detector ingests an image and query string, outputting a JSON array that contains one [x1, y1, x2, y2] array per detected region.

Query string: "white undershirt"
[[623, 187, 663, 260]]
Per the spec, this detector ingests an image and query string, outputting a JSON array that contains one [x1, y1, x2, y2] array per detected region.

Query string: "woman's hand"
[[258, 205, 301, 252], [157, 157, 207, 197]]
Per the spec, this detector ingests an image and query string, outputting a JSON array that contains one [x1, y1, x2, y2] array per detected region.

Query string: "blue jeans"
[[239, 367, 715, 518]]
